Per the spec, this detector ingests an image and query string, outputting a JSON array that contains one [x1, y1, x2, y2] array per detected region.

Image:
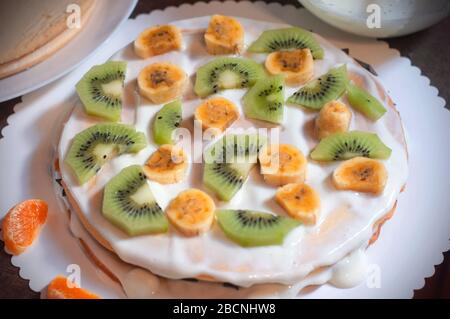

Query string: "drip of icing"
[[329, 249, 368, 288]]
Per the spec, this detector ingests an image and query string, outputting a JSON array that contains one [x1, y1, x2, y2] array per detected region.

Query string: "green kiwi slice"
[[102, 165, 168, 236], [287, 65, 348, 110], [216, 209, 300, 247], [76, 61, 126, 122], [203, 134, 266, 202], [194, 57, 265, 98], [153, 100, 182, 145], [310, 131, 392, 161], [65, 123, 147, 184], [248, 27, 324, 59], [346, 82, 387, 121], [243, 75, 284, 124]]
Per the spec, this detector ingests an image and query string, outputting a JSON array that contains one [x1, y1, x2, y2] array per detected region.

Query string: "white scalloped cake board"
[[0, 1, 449, 299]]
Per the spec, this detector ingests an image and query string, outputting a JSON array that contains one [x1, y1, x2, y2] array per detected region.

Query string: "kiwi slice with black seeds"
[[102, 165, 168, 236], [194, 57, 265, 98], [248, 27, 324, 59], [76, 61, 126, 122], [346, 82, 386, 121], [65, 123, 147, 184], [216, 209, 300, 247], [153, 100, 182, 145], [287, 65, 348, 110], [310, 131, 392, 161]]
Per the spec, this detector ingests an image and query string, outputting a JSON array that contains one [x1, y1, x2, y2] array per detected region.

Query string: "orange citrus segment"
[[47, 276, 100, 299]]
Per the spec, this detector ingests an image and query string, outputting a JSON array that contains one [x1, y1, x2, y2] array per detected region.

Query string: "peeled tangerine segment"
[[166, 189, 215, 236], [134, 24, 182, 58], [65, 123, 147, 185], [195, 97, 239, 133], [47, 276, 100, 299], [315, 100, 352, 140], [205, 15, 244, 55], [138, 62, 187, 104], [287, 65, 348, 110], [216, 209, 300, 247], [346, 82, 387, 121], [310, 131, 392, 161], [153, 100, 182, 145], [265, 48, 314, 86], [194, 57, 265, 98], [332, 157, 388, 194], [143, 144, 188, 184], [276, 183, 320, 225], [76, 61, 126, 122], [102, 165, 168, 236], [259, 144, 307, 186]]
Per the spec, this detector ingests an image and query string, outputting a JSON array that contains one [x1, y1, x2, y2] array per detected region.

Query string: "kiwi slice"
[[248, 27, 324, 59], [346, 82, 387, 121], [287, 65, 348, 110], [153, 100, 182, 145], [65, 123, 147, 184], [203, 134, 266, 201], [76, 61, 126, 122], [194, 57, 265, 98], [102, 165, 168, 236], [310, 131, 392, 161], [216, 209, 300, 247], [243, 75, 284, 124]]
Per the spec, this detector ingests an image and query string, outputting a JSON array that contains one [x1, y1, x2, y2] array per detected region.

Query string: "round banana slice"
[[332, 157, 388, 194], [166, 188, 216, 236], [143, 144, 188, 184], [137, 62, 187, 104], [259, 144, 307, 186], [265, 48, 314, 86], [275, 183, 320, 225], [194, 97, 239, 133], [134, 25, 182, 58], [204, 15, 244, 55], [315, 100, 352, 140]]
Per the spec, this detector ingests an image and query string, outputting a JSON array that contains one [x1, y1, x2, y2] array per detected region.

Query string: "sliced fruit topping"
[[203, 134, 266, 201], [134, 25, 182, 58], [243, 75, 284, 124], [2, 199, 48, 255], [166, 189, 215, 236], [195, 97, 239, 133], [315, 100, 352, 140], [194, 57, 265, 98], [216, 209, 300, 247], [76, 61, 126, 122], [204, 15, 244, 55], [248, 27, 324, 59], [65, 123, 147, 184], [275, 183, 320, 225], [332, 157, 388, 194], [138, 62, 187, 104], [265, 48, 314, 86], [310, 131, 392, 161], [143, 144, 188, 184], [153, 100, 182, 145], [102, 165, 168, 236], [346, 82, 387, 121], [47, 276, 100, 299], [287, 65, 348, 110], [259, 144, 307, 186]]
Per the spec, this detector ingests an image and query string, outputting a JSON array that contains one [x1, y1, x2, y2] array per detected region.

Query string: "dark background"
[[0, 0, 449, 298]]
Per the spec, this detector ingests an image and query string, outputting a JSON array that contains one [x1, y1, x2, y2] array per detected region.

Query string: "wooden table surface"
[[0, 0, 449, 299]]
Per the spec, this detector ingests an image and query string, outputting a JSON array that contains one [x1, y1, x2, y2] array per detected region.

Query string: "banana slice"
[[134, 25, 182, 58], [315, 100, 352, 140], [275, 183, 320, 225], [265, 49, 314, 86], [166, 189, 215, 236], [143, 144, 188, 184], [204, 15, 244, 55], [194, 97, 239, 133], [259, 144, 307, 186], [332, 157, 388, 194], [137, 62, 187, 104]]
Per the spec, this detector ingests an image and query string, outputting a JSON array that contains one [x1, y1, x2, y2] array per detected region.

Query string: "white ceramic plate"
[[0, 0, 137, 103]]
